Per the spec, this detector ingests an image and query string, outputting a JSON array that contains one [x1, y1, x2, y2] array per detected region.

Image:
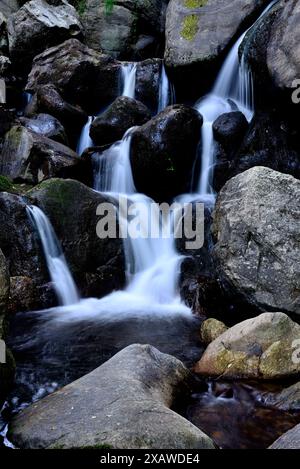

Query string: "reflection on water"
[[181, 380, 300, 449]]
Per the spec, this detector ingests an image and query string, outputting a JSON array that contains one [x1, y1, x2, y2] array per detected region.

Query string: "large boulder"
[[212, 166, 300, 315], [26, 84, 87, 146], [19, 113, 68, 145], [90, 96, 151, 146], [82, 0, 167, 60], [0, 125, 89, 185], [7, 0, 83, 70], [265, 381, 300, 413], [130, 104, 202, 201], [135, 58, 165, 113], [9, 344, 215, 449], [26, 39, 121, 113], [195, 312, 300, 380], [28, 178, 126, 298], [164, 0, 269, 99], [242, 0, 300, 106], [269, 424, 300, 449]]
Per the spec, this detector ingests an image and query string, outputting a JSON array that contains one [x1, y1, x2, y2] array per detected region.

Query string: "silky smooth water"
[[121, 63, 137, 99], [77, 116, 94, 156], [27, 206, 79, 306]]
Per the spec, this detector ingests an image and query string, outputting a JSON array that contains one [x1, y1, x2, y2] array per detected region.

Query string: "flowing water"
[[3, 0, 286, 451], [27, 206, 79, 306], [76, 116, 94, 156], [158, 64, 175, 113], [121, 63, 137, 99]]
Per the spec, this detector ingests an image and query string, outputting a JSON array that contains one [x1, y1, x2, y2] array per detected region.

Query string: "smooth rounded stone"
[[9, 344, 215, 449], [0, 248, 9, 313], [0, 125, 90, 185], [213, 112, 248, 150], [0, 192, 50, 303], [242, 0, 300, 102], [195, 312, 300, 380], [7, 0, 83, 70], [28, 178, 126, 298], [228, 112, 300, 182], [26, 39, 121, 113], [90, 96, 151, 146], [130, 104, 202, 201], [82, 0, 167, 60], [0, 55, 11, 76], [269, 424, 300, 449], [212, 166, 300, 315], [19, 113, 68, 144], [164, 0, 269, 99], [200, 318, 228, 345]]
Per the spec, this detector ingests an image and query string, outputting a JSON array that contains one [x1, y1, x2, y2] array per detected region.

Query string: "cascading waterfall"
[[93, 128, 183, 305], [195, 0, 277, 197], [121, 63, 137, 99], [27, 206, 79, 306], [77, 116, 94, 156], [157, 64, 175, 113]]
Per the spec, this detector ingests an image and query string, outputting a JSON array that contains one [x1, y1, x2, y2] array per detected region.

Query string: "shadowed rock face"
[[82, 0, 168, 60], [26, 39, 121, 113], [9, 344, 215, 449], [195, 313, 300, 380], [28, 178, 126, 298], [212, 166, 300, 316]]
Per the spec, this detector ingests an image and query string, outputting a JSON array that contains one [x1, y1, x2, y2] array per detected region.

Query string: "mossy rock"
[[0, 175, 13, 192], [181, 15, 199, 41], [184, 0, 208, 8]]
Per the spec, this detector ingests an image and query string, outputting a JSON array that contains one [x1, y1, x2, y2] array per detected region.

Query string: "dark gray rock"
[[0, 125, 88, 185], [212, 166, 300, 316], [164, 0, 269, 99], [82, 0, 167, 60], [7, 0, 83, 70], [9, 344, 215, 449], [90, 96, 151, 146], [130, 104, 202, 201], [19, 113, 68, 144], [26, 38, 121, 113]]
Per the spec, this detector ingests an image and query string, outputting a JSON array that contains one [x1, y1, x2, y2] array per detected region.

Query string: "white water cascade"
[[77, 116, 94, 156], [195, 0, 277, 198], [93, 128, 183, 306], [27, 206, 79, 306], [121, 63, 137, 99], [157, 64, 174, 113]]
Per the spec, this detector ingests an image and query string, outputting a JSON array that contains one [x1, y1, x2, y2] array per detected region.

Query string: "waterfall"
[[195, 0, 277, 197], [158, 64, 172, 113], [121, 63, 137, 99], [93, 129, 183, 306], [77, 116, 94, 156], [27, 206, 79, 306]]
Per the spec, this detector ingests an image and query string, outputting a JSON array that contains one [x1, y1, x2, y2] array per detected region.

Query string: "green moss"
[[72, 0, 87, 16], [0, 175, 13, 192], [184, 0, 208, 8], [181, 15, 199, 41], [105, 0, 115, 15]]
